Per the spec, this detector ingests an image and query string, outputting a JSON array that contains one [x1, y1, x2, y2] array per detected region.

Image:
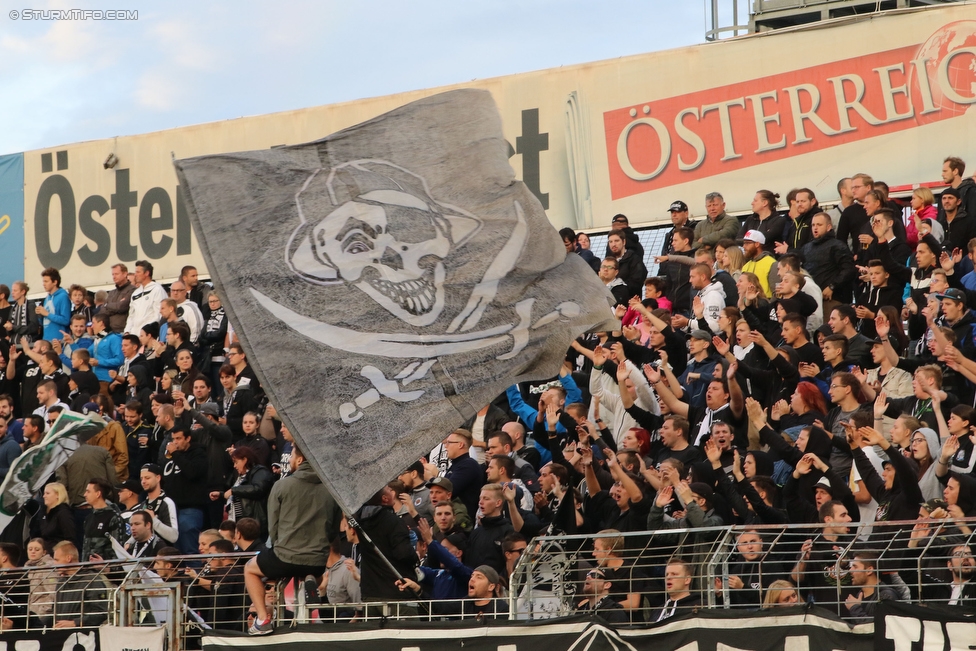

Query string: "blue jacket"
[[60, 336, 94, 369], [91, 332, 124, 382], [0, 436, 22, 482], [42, 287, 72, 342], [417, 540, 471, 600], [506, 373, 582, 465], [444, 455, 485, 519]]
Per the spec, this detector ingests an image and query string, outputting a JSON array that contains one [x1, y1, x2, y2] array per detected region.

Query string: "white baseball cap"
[[742, 230, 766, 244]]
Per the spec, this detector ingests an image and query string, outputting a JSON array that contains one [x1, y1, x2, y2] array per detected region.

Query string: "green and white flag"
[[0, 411, 106, 533]]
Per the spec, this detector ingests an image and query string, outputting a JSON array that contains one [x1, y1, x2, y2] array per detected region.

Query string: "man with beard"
[[741, 231, 777, 299], [574, 567, 629, 623], [606, 229, 647, 300], [837, 174, 873, 254], [605, 214, 645, 260], [776, 188, 819, 255], [923, 544, 976, 606]]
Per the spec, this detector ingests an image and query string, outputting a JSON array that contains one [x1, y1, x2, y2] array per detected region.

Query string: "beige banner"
[[19, 3, 976, 289]]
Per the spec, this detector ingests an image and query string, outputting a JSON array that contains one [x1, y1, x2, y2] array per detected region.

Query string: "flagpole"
[[345, 512, 423, 599]]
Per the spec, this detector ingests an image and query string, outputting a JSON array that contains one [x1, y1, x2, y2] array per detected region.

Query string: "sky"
[[0, 0, 732, 155]]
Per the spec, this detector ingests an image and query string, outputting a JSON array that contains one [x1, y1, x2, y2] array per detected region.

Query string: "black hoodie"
[[126, 365, 154, 419], [355, 504, 418, 601], [162, 441, 209, 508]]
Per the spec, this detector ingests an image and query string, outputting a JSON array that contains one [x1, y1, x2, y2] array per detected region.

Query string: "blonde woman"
[[907, 187, 943, 246], [762, 580, 799, 608], [39, 482, 75, 550], [718, 244, 745, 280], [24, 538, 57, 625]]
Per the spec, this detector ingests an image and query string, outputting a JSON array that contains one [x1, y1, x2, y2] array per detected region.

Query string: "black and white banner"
[[875, 601, 976, 650], [203, 611, 873, 651], [0, 629, 98, 651], [0, 626, 165, 651], [175, 89, 617, 511]]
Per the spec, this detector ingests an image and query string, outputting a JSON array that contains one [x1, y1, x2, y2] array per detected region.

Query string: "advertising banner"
[[8, 4, 976, 288], [203, 611, 873, 651]]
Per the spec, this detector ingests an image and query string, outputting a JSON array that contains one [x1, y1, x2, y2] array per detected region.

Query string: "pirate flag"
[[174, 89, 616, 512]]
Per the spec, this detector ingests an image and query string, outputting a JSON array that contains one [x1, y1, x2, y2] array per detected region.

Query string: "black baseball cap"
[[117, 478, 142, 494], [935, 288, 966, 303], [668, 200, 689, 212]]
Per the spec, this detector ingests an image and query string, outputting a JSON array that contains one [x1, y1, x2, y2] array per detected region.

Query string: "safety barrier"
[[0, 518, 972, 649], [508, 517, 976, 623]]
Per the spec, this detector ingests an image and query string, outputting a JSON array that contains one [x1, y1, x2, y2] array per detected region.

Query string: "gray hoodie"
[[267, 461, 341, 566], [915, 427, 943, 502]]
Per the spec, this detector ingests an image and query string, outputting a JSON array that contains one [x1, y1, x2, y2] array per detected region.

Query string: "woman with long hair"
[[762, 580, 799, 608], [174, 348, 202, 396], [770, 381, 828, 431], [715, 240, 745, 280], [877, 305, 909, 356], [718, 307, 741, 344], [212, 447, 274, 537], [738, 272, 771, 330], [906, 187, 943, 247], [911, 428, 943, 501], [722, 245, 745, 280], [25, 538, 57, 626]]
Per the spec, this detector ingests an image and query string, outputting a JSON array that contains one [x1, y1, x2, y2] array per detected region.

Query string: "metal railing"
[[509, 517, 976, 623], [0, 518, 972, 646]]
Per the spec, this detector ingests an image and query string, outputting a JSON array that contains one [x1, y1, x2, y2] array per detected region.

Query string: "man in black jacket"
[[605, 214, 644, 261], [607, 229, 648, 301], [656, 227, 695, 316], [652, 558, 701, 622], [923, 543, 976, 606], [443, 429, 484, 518], [189, 403, 233, 528], [465, 483, 515, 576], [162, 428, 209, 554], [802, 213, 856, 304], [355, 485, 419, 606]]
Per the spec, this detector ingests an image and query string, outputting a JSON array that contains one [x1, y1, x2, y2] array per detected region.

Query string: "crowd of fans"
[[0, 157, 974, 633]]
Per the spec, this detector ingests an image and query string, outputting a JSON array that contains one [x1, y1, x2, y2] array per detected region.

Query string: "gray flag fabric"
[[174, 89, 617, 512], [0, 411, 105, 534]]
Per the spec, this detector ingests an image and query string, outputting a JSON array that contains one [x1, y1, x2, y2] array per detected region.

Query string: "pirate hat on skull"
[[287, 160, 482, 326]]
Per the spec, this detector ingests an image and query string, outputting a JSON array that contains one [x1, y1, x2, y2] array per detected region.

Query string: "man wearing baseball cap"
[[604, 214, 644, 261], [941, 186, 976, 265], [741, 230, 777, 298], [661, 200, 695, 256], [935, 288, 976, 359]]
